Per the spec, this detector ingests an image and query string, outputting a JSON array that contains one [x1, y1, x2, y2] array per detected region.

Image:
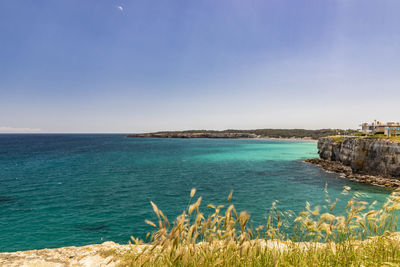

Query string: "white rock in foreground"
[[0, 241, 131, 267]]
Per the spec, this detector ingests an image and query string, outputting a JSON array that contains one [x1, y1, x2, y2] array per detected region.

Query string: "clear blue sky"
[[1, 0, 400, 133]]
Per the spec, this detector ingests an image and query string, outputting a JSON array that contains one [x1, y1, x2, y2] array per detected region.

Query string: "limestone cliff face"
[[318, 137, 400, 178]]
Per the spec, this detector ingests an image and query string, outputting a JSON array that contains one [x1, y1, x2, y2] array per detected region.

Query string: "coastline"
[[126, 129, 353, 140], [127, 135, 318, 142], [305, 158, 400, 188], [2, 234, 400, 266], [256, 137, 317, 142], [0, 240, 315, 266], [0, 241, 128, 267]]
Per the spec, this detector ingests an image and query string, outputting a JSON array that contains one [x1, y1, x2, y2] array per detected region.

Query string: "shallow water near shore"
[[0, 134, 391, 252]]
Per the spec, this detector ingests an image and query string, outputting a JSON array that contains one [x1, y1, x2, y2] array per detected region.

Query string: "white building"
[[360, 120, 400, 137]]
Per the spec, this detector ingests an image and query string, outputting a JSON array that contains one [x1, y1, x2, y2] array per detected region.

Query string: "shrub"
[[354, 132, 366, 136], [330, 136, 344, 143]]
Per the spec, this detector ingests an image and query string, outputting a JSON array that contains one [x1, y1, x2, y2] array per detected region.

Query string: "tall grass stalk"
[[109, 187, 400, 266]]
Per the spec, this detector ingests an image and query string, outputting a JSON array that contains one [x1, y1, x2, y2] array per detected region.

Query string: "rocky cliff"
[[318, 137, 400, 179]]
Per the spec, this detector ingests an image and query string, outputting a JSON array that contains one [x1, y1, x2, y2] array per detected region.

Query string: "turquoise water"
[[0, 134, 391, 252]]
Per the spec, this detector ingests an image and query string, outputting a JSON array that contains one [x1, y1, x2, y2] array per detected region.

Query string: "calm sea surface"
[[0, 134, 391, 252]]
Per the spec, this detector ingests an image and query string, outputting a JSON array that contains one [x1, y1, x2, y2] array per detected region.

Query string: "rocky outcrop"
[[307, 137, 400, 187], [3, 234, 400, 266], [318, 137, 400, 178], [0, 241, 131, 267], [305, 158, 400, 188]]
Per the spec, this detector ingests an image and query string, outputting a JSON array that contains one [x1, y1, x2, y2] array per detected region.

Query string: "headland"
[[306, 136, 400, 188], [127, 128, 356, 140]]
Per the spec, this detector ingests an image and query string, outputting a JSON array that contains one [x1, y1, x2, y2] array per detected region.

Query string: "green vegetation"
[[138, 129, 358, 140], [330, 136, 344, 143], [240, 129, 356, 139], [328, 133, 400, 143], [386, 136, 400, 142], [354, 132, 367, 136], [373, 136, 400, 142], [361, 135, 400, 142], [106, 187, 400, 266]]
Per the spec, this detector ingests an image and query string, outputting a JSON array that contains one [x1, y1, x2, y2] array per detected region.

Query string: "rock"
[[318, 137, 400, 179], [0, 242, 133, 267], [305, 157, 399, 189]]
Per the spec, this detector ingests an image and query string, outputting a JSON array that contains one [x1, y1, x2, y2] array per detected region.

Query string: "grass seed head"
[[190, 188, 196, 198]]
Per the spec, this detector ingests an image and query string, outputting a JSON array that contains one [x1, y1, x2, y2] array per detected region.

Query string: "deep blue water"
[[0, 134, 391, 252]]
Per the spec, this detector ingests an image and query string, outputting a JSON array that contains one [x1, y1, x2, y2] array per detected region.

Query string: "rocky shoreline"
[[3, 234, 400, 266], [308, 136, 400, 188], [0, 241, 131, 267], [0, 239, 326, 266], [318, 136, 400, 178], [305, 158, 400, 188]]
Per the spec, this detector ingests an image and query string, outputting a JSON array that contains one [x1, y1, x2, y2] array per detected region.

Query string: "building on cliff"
[[360, 120, 400, 136]]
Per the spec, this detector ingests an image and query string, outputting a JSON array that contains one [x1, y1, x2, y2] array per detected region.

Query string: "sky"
[[1, 0, 400, 133]]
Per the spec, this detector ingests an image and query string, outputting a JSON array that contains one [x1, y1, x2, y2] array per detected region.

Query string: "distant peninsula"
[[127, 129, 357, 140]]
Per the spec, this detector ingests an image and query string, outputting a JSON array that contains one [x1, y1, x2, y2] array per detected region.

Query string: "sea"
[[0, 134, 391, 252]]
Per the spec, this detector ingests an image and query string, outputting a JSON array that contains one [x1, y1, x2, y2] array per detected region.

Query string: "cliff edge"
[[318, 137, 400, 178], [306, 137, 400, 188]]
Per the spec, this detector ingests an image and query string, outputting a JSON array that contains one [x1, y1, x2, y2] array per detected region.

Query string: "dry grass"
[[360, 135, 400, 142], [329, 136, 345, 143], [379, 136, 400, 142], [108, 187, 400, 266]]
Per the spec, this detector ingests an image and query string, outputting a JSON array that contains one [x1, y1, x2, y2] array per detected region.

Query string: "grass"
[[375, 136, 400, 142], [106, 187, 400, 266], [329, 135, 400, 143], [329, 136, 345, 143], [362, 135, 400, 142]]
